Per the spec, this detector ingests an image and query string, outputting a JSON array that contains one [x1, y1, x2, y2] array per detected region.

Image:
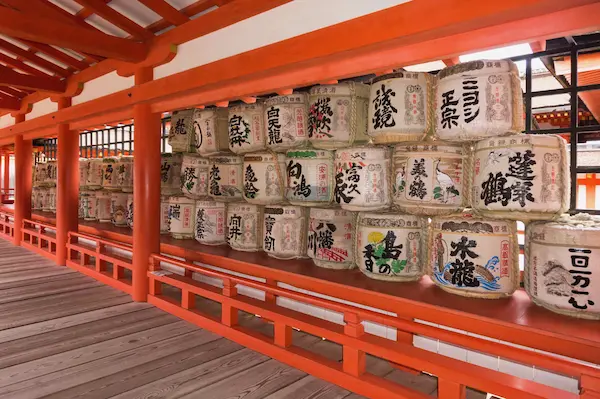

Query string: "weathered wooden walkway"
[[0, 238, 488, 398]]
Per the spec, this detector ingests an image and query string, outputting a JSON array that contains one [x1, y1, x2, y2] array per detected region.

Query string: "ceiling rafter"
[[0, 38, 70, 77], [0, 53, 54, 78], [138, 0, 190, 26], [0, 64, 66, 93], [0, 85, 28, 99], [0, 95, 20, 111], [19, 40, 90, 71], [147, 0, 235, 33]]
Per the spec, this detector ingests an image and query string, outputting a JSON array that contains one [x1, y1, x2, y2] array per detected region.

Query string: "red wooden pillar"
[[2, 152, 9, 200], [56, 98, 79, 266], [14, 114, 32, 246], [132, 67, 161, 302]]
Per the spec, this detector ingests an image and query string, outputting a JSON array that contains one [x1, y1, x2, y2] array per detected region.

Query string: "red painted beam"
[[138, 0, 189, 26], [0, 65, 66, 93], [0, 96, 20, 111]]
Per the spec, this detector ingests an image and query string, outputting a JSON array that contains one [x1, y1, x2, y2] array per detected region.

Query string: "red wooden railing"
[[0, 187, 14, 204], [0, 210, 14, 240], [21, 219, 57, 262]]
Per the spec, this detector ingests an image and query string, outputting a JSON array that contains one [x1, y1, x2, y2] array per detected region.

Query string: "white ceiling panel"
[[48, 0, 84, 15], [85, 14, 129, 38], [109, 0, 163, 28]]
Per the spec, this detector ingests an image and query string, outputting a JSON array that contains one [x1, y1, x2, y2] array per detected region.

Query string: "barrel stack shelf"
[[0, 2, 600, 399]]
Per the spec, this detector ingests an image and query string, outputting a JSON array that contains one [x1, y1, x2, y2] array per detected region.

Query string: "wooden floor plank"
[[0, 277, 101, 304], [264, 375, 353, 399], [0, 272, 85, 290], [0, 268, 76, 284]]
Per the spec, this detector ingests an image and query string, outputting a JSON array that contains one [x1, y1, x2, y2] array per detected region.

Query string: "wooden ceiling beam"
[[147, 0, 235, 33], [0, 65, 66, 93], [0, 53, 52, 77], [138, 0, 190, 26], [19, 40, 90, 71], [0, 38, 70, 78], [0, 96, 21, 111], [0, 7, 149, 62], [0, 86, 28, 99]]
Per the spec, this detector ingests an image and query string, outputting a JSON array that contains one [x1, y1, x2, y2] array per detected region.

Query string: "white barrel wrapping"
[[194, 200, 226, 245], [168, 109, 198, 153], [81, 191, 98, 221], [308, 82, 369, 149], [228, 103, 266, 154], [334, 146, 391, 211], [102, 157, 119, 191], [86, 158, 104, 190], [307, 208, 355, 270], [227, 203, 263, 252], [263, 205, 307, 259], [471, 134, 569, 221], [285, 149, 334, 206], [264, 93, 309, 151], [161, 153, 183, 196], [435, 59, 524, 141], [126, 194, 134, 228], [111, 193, 128, 226], [117, 156, 133, 193], [160, 196, 170, 234], [208, 155, 243, 201], [428, 211, 519, 299], [243, 152, 286, 205], [180, 154, 209, 199], [368, 71, 433, 143], [393, 142, 468, 216], [525, 214, 600, 320], [356, 212, 423, 281], [79, 159, 89, 190], [96, 191, 112, 222], [168, 196, 196, 239], [194, 108, 231, 157]]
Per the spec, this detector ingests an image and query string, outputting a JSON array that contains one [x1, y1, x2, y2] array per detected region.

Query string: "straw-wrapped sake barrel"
[[45, 187, 56, 213], [334, 146, 391, 211], [393, 142, 469, 216], [428, 211, 519, 299], [45, 161, 57, 187], [356, 212, 424, 281], [228, 103, 265, 154], [308, 82, 369, 149], [126, 194, 134, 228], [208, 155, 243, 201], [435, 59, 524, 141], [263, 205, 307, 259], [368, 71, 434, 143], [160, 196, 170, 234], [160, 153, 183, 196], [111, 193, 128, 226], [168, 196, 195, 239], [264, 93, 309, 151], [525, 214, 600, 320], [102, 157, 119, 191], [307, 208, 355, 270], [34, 163, 46, 188], [79, 159, 89, 190], [243, 152, 286, 205], [81, 191, 97, 221], [37, 188, 48, 212], [78, 192, 84, 219], [32, 188, 43, 211], [194, 108, 230, 157], [86, 158, 104, 190], [285, 149, 334, 206], [117, 156, 133, 193], [471, 134, 569, 221], [194, 200, 226, 245], [168, 109, 198, 153], [180, 154, 209, 199], [96, 191, 112, 223], [227, 203, 263, 252]]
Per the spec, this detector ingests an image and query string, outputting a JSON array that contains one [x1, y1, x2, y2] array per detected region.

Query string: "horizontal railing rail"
[[0, 210, 14, 240], [21, 219, 57, 261]]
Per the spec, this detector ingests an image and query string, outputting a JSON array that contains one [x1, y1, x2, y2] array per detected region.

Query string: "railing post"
[[14, 127, 32, 247], [222, 278, 238, 327], [2, 153, 9, 201], [582, 375, 600, 399], [343, 312, 366, 377], [96, 243, 105, 271], [148, 257, 162, 296], [274, 321, 292, 348], [438, 379, 466, 399]]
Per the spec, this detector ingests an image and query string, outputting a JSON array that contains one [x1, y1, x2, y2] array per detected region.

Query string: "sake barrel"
[[41, 187, 51, 212], [194, 108, 230, 157], [81, 191, 98, 221], [111, 192, 128, 226], [160, 153, 183, 196], [428, 211, 519, 299], [285, 149, 334, 206], [307, 82, 369, 149], [160, 196, 170, 234], [168, 196, 196, 239], [263, 205, 307, 259], [79, 159, 89, 190], [194, 200, 226, 245], [525, 214, 600, 320], [308, 208, 356, 270], [334, 146, 391, 211], [37, 188, 47, 212], [168, 108, 198, 153], [180, 154, 209, 199], [45, 187, 56, 213], [368, 71, 434, 143], [126, 194, 134, 228], [471, 134, 569, 221], [243, 152, 286, 205], [435, 59, 524, 141], [32, 188, 42, 211], [78, 192, 84, 219], [356, 212, 424, 281], [228, 103, 266, 154], [227, 203, 263, 252], [264, 93, 309, 151], [86, 158, 104, 190], [96, 191, 113, 223], [34, 163, 46, 188], [393, 142, 468, 216], [45, 161, 57, 187], [101, 157, 119, 191], [117, 156, 133, 193], [208, 155, 243, 201]]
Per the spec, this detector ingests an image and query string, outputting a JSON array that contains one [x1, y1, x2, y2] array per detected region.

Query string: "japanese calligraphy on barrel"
[[117, 156, 133, 193], [208, 155, 243, 201], [79, 159, 89, 190], [168, 108, 198, 153], [102, 157, 119, 191], [368, 71, 434, 143], [32, 188, 43, 211], [160, 196, 170, 234], [308, 208, 356, 270], [356, 212, 423, 281], [428, 211, 519, 298], [263, 205, 307, 259], [45, 161, 57, 187], [160, 153, 183, 196], [37, 188, 48, 211], [435, 59, 524, 141], [194, 200, 226, 245], [334, 146, 391, 211], [471, 134, 569, 221], [285, 149, 334, 206], [180, 154, 209, 199], [393, 142, 468, 216], [194, 108, 230, 157], [81, 191, 98, 221], [86, 158, 104, 190], [228, 103, 265, 154], [126, 194, 134, 228], [264, 93, 309, 151], [227, 203, 263, 252], [96, 191, 112, 223], [168, 196, 196, 239], [34, 163, 46, 188], [44, 187, 56, 213], [243, 152, 286, 205], [308, 82, 370, 149], [111, 192, 128, 226], [525, 214, 600, 320]]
